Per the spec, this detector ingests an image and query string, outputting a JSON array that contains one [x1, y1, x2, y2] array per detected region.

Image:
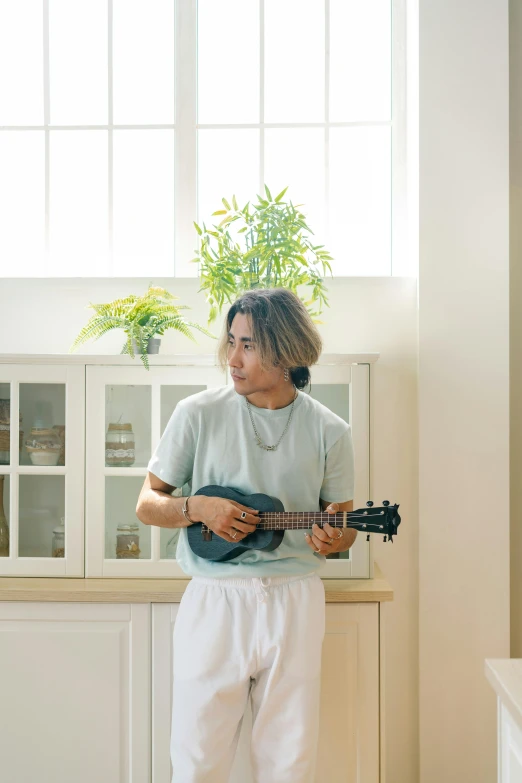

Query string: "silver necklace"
[[245, 388, 298, 451]]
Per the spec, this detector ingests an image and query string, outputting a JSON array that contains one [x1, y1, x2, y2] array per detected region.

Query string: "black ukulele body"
[[187, 485, 285, 562]]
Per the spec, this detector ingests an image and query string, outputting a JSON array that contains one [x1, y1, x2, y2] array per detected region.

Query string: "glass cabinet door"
[[0, 364, 85, 576], [86, 364, 226, 577], [298, 361, 371, 577]]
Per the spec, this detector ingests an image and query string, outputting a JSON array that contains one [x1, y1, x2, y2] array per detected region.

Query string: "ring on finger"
[[336, 530, 343, 540], [231, 530, 238, 540], [240, 511, 247, 520]]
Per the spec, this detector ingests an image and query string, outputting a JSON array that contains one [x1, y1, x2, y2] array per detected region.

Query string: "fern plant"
[[70, 285, 215, 370], [193, 185, 334, 323]]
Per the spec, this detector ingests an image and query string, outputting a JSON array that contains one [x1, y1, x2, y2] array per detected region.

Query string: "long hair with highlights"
[[217, 288, 323, 390]]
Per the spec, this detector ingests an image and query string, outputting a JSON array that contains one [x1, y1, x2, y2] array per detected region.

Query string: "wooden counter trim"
[[0, 565, 393, 604]]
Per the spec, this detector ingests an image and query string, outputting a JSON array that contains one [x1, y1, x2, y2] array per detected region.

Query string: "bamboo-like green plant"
[[70, 285, 216, 370], [192, 185, 334, 323]]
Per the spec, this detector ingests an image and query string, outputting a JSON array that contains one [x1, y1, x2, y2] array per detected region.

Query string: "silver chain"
[[245, 388, 298, 451]]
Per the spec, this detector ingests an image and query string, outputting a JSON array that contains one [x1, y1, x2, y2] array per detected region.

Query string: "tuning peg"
[[366, 501, 374, 508], [366, 534, 370, 542], [383, 536, 387, 543], [382, 500, 390, 507]]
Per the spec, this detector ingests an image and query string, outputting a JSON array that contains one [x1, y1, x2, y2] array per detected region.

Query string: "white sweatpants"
[[171, 571, 326, 783]]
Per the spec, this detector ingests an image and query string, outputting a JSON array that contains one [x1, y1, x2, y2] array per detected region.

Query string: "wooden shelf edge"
[[0, 563, 393, 604]]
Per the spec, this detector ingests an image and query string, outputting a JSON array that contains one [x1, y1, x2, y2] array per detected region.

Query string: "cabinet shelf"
[[104, 467, 147, 477], [14, 466, 67, 475]]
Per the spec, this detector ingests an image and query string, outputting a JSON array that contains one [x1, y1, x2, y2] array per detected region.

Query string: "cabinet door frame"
[[0, 600, 150, 782], [0, 364, 85, 576], [302, 362, 372, 578], [151, 600, 381, 783], [499, 701, 522, 783], [86, 364, 226, 577]]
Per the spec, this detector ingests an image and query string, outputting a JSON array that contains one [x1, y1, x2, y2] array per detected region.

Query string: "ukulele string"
[[250, 511, 392, 531]]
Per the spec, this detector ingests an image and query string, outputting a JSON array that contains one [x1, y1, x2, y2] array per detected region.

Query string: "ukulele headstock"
[[353, 500, 401, 542]]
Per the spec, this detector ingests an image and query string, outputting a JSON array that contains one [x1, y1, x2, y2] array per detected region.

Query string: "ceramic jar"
[[25, 427, 62, 466]]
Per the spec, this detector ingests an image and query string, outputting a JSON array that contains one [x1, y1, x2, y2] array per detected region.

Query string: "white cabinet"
[[0, 354, 378, 579], [485, 659, 522, 783], [0, 601, 150, 782], [308, 361, 372, 577], [499, 704, 522, 783], [152, 601, 381, 783], [0, 364, 85, 575], [84, 357, 373, 579]]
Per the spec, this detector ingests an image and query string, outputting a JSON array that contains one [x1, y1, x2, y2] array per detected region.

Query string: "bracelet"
[[182, 496, 195, 525]]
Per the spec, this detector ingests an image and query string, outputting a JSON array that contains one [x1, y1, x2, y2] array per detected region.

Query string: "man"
[[136, 287, 356, 783]]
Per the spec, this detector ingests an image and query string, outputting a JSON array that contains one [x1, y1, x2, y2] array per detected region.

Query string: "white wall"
[[0, 274, 419, 783], [419, 2, 510, 782]]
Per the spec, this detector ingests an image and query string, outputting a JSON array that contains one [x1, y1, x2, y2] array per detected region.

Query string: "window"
[[0, 0, 406, 278]]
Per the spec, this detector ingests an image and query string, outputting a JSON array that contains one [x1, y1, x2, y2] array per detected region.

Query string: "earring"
[[284, 368, 289, 382]]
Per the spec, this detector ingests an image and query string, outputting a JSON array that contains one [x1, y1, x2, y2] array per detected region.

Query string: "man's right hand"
[[190, 496, 260, 543]]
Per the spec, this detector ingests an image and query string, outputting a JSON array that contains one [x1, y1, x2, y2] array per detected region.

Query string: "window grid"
[[182, 0, 405, 278], [1, 0, 406, 278]]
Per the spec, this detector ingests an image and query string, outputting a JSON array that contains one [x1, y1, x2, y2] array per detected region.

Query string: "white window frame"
[[175, 0, 409, 278], [3, 0, 409, 278]]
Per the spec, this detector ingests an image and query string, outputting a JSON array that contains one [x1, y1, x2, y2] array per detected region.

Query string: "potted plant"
[[70, 285, 215, 369], [192, 185, 334, 323]]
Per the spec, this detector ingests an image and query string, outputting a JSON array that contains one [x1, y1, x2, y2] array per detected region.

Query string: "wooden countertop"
[[0, 564, 393, 603], [485, 659, 522, 729]]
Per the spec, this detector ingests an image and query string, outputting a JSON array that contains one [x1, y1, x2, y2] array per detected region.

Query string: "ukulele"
[[186, 485, 401, 562]]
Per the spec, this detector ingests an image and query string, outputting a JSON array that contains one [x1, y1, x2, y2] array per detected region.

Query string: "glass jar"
[[116, 523, 140, 559], [25, 427, 61, 466], [105, 423, 135, 467], [52, 516, 65, 558]]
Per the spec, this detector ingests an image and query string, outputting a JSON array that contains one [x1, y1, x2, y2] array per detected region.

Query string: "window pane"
[[20, 383, 66, 467], [264, 0, 324, 123], [49, 0, 107, 125], [330, 0, 391, 122], [264, 128, 326, 248], [0, 132, 45, 276], [113, 129, 174, 275], [105, 385, 151, 469], [49, 130, 109, 275], [113, 0, 175, 125], [0, 1, 43, 125], [160, 386, 206, 435], [329, 127, 391, 275], [198, 129, 259, 229], [19, 475, 65, 558], [105, 477, 151, 560], [198, 0, 259, 124]]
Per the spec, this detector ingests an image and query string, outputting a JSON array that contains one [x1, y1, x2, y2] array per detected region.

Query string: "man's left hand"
[[304, 503, 356, 554]]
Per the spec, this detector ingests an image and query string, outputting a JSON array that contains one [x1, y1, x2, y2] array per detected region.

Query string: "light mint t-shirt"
[[147, 385, 355, 578]]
